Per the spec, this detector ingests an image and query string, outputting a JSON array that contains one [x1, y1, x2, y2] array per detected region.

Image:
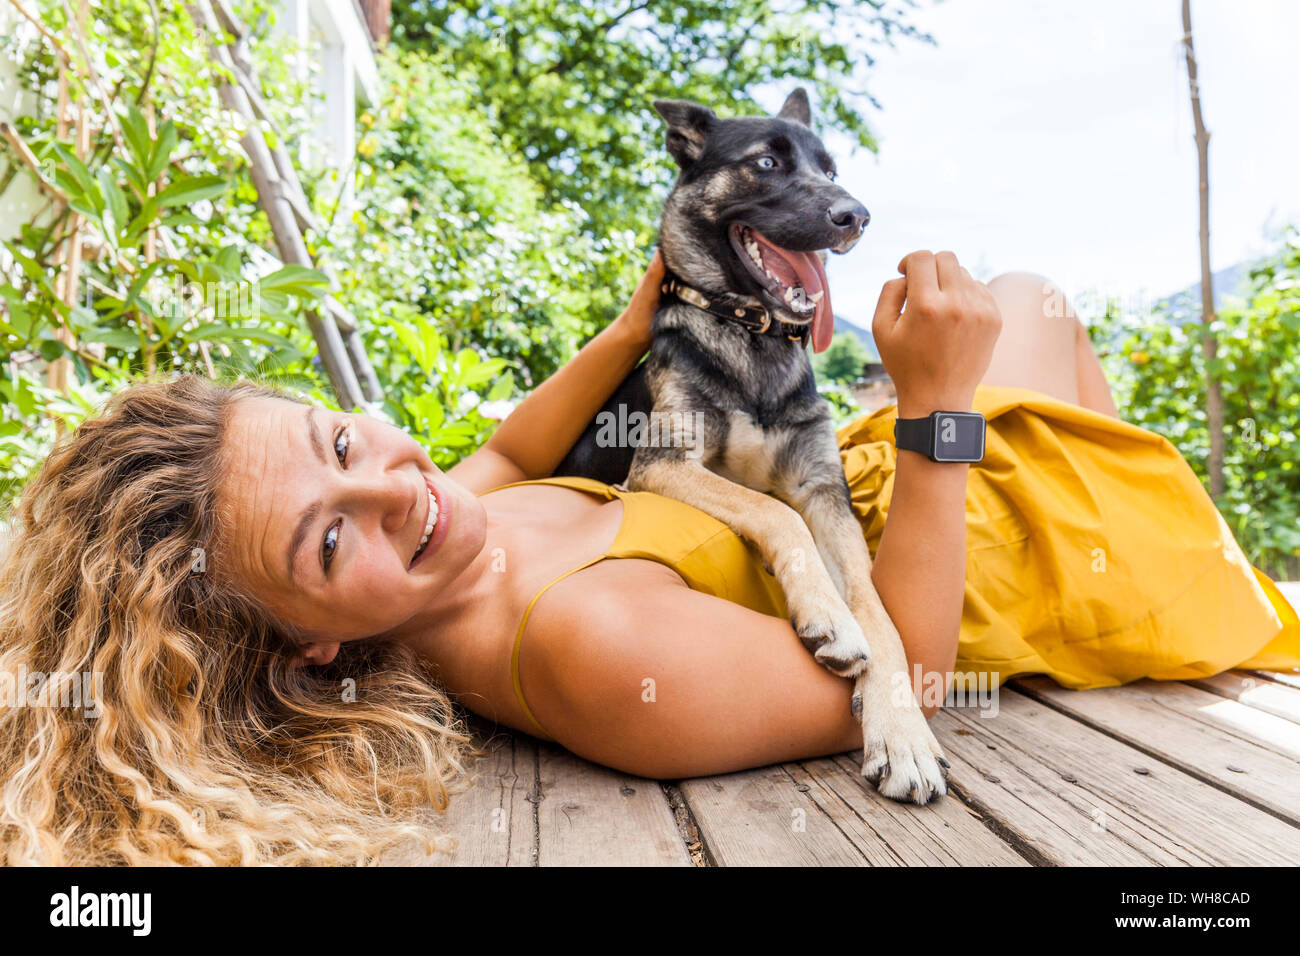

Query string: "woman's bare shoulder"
[[525, 556, 693, 641]]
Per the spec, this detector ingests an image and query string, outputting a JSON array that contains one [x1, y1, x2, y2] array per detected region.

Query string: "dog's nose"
[[827, 199, 870, 235]]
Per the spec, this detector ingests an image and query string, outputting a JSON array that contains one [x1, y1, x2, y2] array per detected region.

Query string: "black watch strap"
[[893, 416, 934, 457]]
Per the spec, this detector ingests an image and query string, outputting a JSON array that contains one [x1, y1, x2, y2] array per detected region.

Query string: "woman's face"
[[221, 397, 487, 659]]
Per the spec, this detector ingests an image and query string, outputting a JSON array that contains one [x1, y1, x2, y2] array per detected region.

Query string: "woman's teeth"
[[413, 488, 438, 562]]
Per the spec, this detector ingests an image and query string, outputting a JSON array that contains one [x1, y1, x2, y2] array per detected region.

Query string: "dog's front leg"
[[628, 451, 870, 678], [776, 436, 948, 804]]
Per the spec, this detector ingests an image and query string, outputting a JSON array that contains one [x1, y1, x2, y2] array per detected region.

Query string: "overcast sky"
[[796, 0, 1300, 331]]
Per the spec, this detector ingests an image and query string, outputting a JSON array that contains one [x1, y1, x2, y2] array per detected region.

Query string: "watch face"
[[930, 412, 985, 462]]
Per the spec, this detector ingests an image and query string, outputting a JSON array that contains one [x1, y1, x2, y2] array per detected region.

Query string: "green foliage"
[[813, 331, 874, 384], [0, 91, 328, 496], [374, 307, 517, 466], [329, 49, 635, 391], [1088, 231, 1300, 576]]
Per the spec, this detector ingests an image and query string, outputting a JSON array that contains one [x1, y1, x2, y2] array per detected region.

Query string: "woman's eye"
[[755, 156, 776, 170], [322, 520, 341, 571], [333, 427, 351, 466]]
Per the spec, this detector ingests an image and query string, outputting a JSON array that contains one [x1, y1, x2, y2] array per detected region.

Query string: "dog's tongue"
[[794, 250, 834, 353], [750, 230, 835, 353]]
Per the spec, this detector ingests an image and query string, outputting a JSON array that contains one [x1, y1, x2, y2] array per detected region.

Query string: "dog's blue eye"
[[755, 156, 776, 170]]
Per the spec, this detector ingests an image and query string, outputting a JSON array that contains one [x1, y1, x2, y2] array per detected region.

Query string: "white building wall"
[[0, 6, 50, 241]]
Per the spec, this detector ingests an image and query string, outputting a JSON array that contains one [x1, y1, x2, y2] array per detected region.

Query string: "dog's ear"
[[653, 99, 716, 168], [777, 88, 812, 127]]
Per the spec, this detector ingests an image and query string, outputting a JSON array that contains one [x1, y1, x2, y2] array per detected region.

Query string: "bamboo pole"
[[1181, 0, 1225, 499], [187, 0, 371, 409], [46, 5, 81, 395]]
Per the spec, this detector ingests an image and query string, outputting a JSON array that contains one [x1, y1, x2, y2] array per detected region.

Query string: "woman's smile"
[[410, 475, 452, 570]]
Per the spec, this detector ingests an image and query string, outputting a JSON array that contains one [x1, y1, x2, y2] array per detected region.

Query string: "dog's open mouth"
[[728, 224, 834, 353]]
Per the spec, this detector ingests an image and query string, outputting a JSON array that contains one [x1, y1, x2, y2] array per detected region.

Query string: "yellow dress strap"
[[478, 474, 618, 500], [510, 553, 611, 742], [477, 475, 624, 741]]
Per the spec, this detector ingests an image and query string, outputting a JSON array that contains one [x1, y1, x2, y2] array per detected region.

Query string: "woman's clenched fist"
[[871, 250, 1003, 419]]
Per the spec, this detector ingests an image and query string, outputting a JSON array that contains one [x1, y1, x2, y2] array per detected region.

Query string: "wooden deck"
[[413, 585, 1300, 866]]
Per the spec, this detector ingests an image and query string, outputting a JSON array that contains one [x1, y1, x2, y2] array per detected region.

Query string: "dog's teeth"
[[809, 290, 824, 304]]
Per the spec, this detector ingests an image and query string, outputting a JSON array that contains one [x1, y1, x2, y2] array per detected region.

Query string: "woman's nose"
[[351, 468, 418, 534]]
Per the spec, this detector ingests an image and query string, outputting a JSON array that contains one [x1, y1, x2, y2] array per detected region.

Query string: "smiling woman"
[[217, 394, 489, 654], [0, 377, 469, 865]]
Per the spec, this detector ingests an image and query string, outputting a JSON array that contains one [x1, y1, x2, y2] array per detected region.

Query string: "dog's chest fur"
[[647, 301, 830, 494]]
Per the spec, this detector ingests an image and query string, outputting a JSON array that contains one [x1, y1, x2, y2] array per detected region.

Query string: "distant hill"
[[1157, 259, 1263, 321], [833, 314, 878, 358]]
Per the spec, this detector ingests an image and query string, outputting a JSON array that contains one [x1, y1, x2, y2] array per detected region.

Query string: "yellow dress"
[[490, 384, 1300, 741]]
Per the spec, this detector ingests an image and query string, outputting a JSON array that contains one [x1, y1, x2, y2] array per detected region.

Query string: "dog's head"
[[653, 88, 869, 353]]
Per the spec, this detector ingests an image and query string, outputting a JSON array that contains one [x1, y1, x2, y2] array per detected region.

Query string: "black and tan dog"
[[555, 89, 948, 804]]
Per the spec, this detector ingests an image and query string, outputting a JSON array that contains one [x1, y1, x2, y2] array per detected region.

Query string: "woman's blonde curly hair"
[[0, 375, 469, 865]]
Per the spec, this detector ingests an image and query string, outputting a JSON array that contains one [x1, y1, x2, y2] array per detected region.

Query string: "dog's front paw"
[[855, 674, 948, 805], [793, 606, 871, 677]]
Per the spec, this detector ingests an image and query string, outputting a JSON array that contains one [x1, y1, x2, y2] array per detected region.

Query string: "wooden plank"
[[932, 691, 1300, 865], [678, 754, 1025, 866], [535, 743, 689, 867], [679, 763, 868, 865], [421, 729, 538, 866], [792, 755, 1028, 866], [1255, 669, 1300, 691], [1188, 671, 1300, 725], [1014, 678, 1300, 825]]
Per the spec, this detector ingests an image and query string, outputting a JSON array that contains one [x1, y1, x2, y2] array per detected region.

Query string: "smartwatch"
[[894, 411, 986, 463]]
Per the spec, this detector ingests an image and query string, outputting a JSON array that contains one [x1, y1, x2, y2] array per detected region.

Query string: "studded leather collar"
[[661, 273, 812, 348]]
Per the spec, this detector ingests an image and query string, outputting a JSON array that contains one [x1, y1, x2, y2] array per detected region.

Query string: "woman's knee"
[[986, 271, 1077, 325], [980, 271, 1082, 402]]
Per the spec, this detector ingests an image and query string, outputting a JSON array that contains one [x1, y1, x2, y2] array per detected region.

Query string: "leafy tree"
[[329, 49, 633, 393], [0, 2, 519, 493], [813, 331, 873, 384]]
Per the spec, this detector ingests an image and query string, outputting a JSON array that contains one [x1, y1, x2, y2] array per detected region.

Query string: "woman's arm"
[[867, 251, 1002, 710], [522, 559, 861, 779], [447, 252, 665, 493]]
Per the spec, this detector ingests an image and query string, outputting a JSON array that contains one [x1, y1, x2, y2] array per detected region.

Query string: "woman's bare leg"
[[1074, 319, 1120, 418], [981, 271, 1119, 418]]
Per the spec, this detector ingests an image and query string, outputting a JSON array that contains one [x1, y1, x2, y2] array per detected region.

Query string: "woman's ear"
[[290, 641, 341, 669]]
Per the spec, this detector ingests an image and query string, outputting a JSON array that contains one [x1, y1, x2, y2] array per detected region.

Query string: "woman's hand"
[[610, 249, 666, 349], [872, 250, 1002, 418]]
